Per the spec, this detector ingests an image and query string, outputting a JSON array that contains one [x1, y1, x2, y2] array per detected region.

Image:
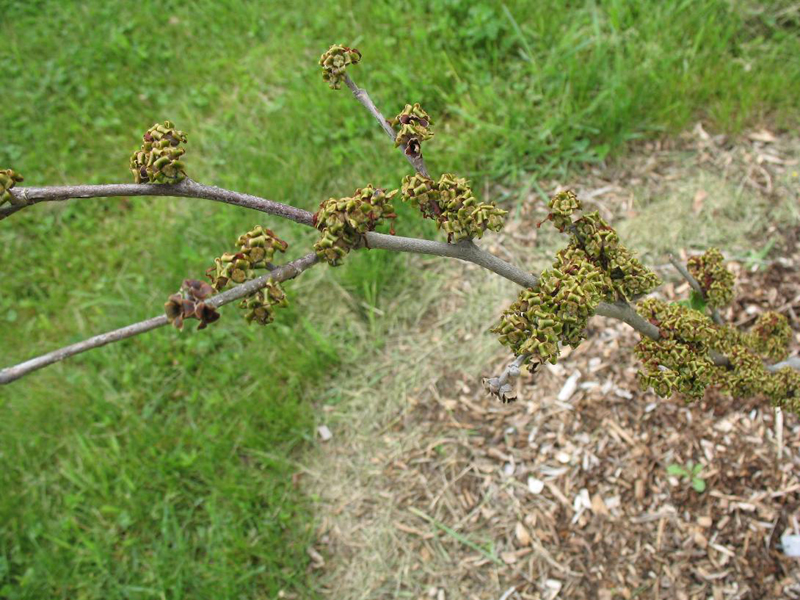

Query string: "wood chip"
[[317, 425, 333, 442]]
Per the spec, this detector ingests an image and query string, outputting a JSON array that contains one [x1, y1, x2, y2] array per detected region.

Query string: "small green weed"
[[667, 461, 707, 493]]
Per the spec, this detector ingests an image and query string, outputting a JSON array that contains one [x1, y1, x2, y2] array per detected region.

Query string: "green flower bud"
[[746, 311, 791, 362], [240, 279, 288, 326], [767, 367, 800, 414], [206, 227, 289, 291], [319, 44, 362, 90], [0, 169, 24, 208], [543, 190, 582, 231], [430, 173, 506, 243], [390, 103, 434, 157], [313, 185, 398, 266], [130, 121, 188, 184], [686, 248, 734, 309]]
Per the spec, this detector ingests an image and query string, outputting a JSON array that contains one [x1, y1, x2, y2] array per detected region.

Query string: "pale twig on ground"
[[0, 253, 319, 384], [668, 253, 723, 325]]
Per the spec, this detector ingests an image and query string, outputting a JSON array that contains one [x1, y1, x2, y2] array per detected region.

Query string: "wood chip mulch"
[[311, 126, 800, 600], [370, 260, 800, 600]]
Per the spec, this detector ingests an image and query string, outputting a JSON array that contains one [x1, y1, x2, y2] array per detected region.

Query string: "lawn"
[[0, 0, 798, 598]]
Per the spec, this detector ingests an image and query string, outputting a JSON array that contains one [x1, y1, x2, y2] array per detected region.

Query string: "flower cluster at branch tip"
[[768, 367, 800, 413], [687, 247, 734, 309], [747, 310, 792, 362], [240, 279, 288, 326], [319, 44, 361, 89], [206, 226, 290, 326], [207, 226, 289, 291], [130, 121, 187, 184], [0, 169, 24, 208], [494, 190, 661, 368], [313, 185, 397, 266], [401, 173, 506, 243], [633, 296, 799, 413], [164, 279, 220, 331], [390, 103, 433, 158]]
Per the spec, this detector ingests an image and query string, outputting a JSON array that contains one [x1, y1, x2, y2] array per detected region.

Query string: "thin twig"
[[343, 73, 430, 178], [3, 176, 545, 296], [668, 253, 723, 325], [0, 253, 319, 384], [1, 178, 316, 226]]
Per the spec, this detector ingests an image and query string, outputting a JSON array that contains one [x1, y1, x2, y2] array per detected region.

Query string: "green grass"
[[0, 0, 798, 597]]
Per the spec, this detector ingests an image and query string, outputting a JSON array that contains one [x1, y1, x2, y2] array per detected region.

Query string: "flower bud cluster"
[[164, 279, 220, 331], [240, 279, 288, 326], [0, 169, 24, 207], [401, 173, 440, 220], [717, 345, 765, 399], [767, 367, 800, 413], [634, 299, 717, 399], [494, 190, 660, 368], [633, 298, 799, 414], [638, 298, 717, 345], [636, 338, 713, 399], [569, 213, 660, 301], [205, 227, 290, 326], [544, 190, 582, 232], [493, 247, 611, 365], [313, 185, 397, 266], [687, 248, 734, 308], [542, 191, 660, 299], [400, 173, 506, 243], [747, 311, 791, 362], [130, 121, 187, 184], [319, 44, 361, 89], [207, 226, 289, 291], [390, 103, 433, 158]]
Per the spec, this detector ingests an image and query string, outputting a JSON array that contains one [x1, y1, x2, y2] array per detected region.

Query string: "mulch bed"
[[374, 260, 800, 600], [310, 126, 800, 599]]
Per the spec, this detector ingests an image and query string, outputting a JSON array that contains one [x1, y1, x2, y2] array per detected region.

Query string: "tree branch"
[[364, 233, 538, 289], [0, 253, 319, 385], [343, 73, 431, 178], [1, 178, 315, 226], [2, 176, 792, 384], [594, 300, 660, 340], [767, 355, 800, 372], [668, 253, 723, 325]]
